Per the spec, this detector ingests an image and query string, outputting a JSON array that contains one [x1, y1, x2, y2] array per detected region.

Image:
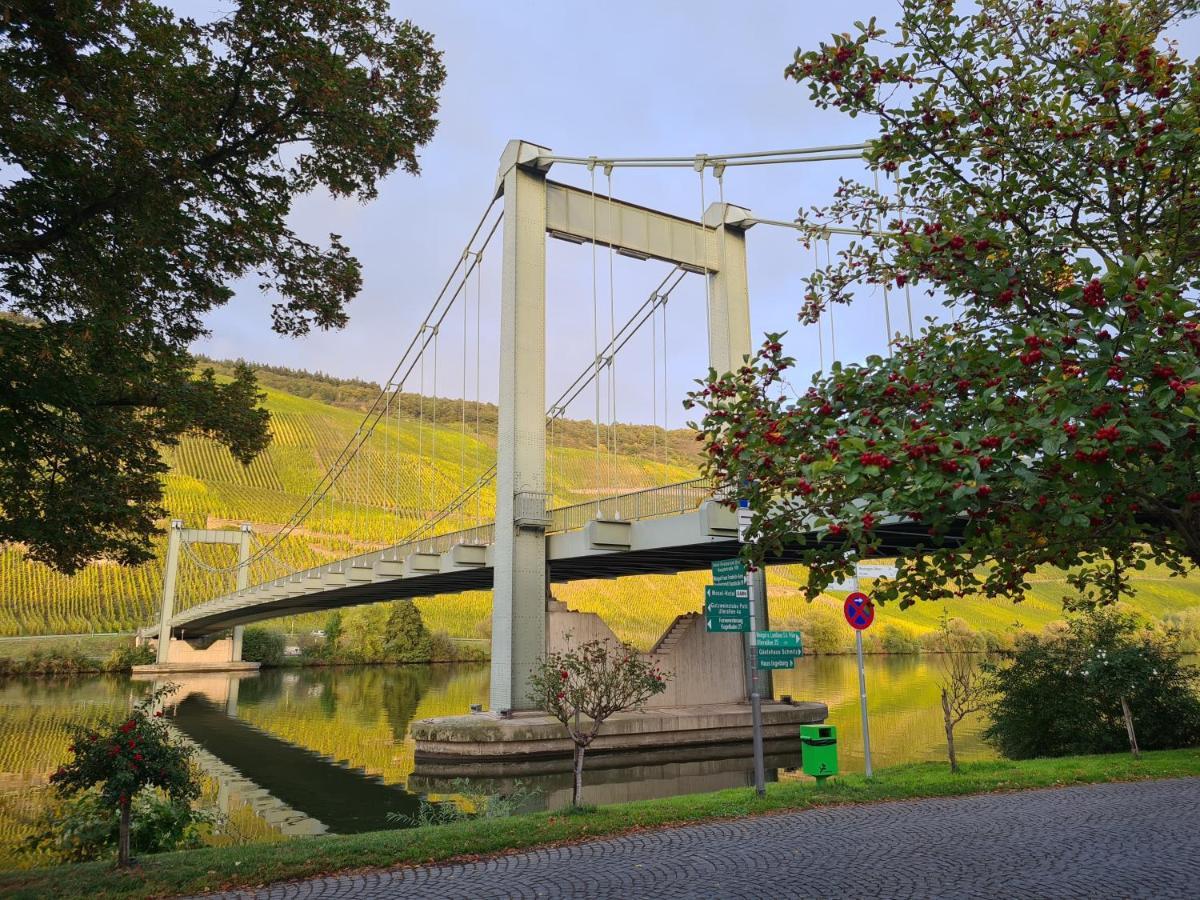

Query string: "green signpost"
[[755, 631, 802, 650], [753, 630, 802, 669], [756, 657, 796, 670], [711, 558, 747, 586], [704, 584, 751, 633]]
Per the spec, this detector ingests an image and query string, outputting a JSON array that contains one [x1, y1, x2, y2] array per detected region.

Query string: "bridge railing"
[[548, 477, 716, 533], [413, 521, 495, 554]]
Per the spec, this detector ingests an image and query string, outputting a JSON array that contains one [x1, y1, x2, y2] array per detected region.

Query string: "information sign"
[[757, 657, 796, 670], [711, 558, 747, 586], [856, 562, 898, 579], [755, 631, 802, 650], [704, 585, 751, 633]]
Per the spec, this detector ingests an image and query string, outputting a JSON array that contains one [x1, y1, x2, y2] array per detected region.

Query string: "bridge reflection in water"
[[154, 665, 796, 835]]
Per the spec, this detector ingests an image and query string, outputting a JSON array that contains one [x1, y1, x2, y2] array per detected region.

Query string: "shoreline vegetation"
[[1, 750, 1196, 899], [4, 604, 1199, 679]]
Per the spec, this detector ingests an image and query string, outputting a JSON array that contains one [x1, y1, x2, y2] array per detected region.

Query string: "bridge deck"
[[154, 482, 959, 638]]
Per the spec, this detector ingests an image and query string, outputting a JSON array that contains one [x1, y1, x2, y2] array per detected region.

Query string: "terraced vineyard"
[[0, 371, 697, 636], [2, 363, 1198, 642]]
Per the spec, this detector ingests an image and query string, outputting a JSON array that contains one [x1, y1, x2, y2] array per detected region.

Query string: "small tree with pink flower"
[[528, 638, 670, 807], [50, 684, 197, 867]]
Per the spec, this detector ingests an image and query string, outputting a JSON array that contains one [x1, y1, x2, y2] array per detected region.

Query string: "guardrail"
[[549, 478, 716, 533]]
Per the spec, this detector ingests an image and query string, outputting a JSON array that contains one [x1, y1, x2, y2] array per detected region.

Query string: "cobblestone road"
[[203, 777, 1199, 899]]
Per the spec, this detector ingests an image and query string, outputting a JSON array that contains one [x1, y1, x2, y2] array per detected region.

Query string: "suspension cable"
[[814, 241, 825, 373], [460, 253, 469, 533], [606, 165, 618, 486], [826, 235, 838, 363], [475, 250, 483, 528], [590, 161, 602, 516], [874, 170, 894, 353]]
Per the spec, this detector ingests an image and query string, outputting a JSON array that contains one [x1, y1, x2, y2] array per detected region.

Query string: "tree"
[[933, 614, 991, 772], [241, 626, 284, 666], [323, 610, 344, 659], [382, 599, 434, 662], [50, 685, 198, 867], [527, 638, 669, 807], [687, 0, 1200, 608], [0, 1, 445, 572], [983, 607, 1200, 758]]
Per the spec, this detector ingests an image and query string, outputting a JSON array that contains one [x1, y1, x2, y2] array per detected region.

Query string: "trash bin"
[[800, 724, 838, 780]]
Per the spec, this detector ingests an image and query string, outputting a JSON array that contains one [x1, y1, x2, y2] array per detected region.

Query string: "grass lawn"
[[2, 749, 1198, 899]]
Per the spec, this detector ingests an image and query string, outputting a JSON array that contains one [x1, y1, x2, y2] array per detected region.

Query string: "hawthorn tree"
[[687, 0, 1200, 607], [527, 638, 669, 807], [0, 1, 444, 571]]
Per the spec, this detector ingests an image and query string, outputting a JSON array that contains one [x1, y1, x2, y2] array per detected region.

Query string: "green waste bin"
[[800, 724, 838, 780]]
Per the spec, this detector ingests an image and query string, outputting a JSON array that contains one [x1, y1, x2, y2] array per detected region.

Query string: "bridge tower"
[[489, 141, 759, 712], [139, 522, 260, 673]]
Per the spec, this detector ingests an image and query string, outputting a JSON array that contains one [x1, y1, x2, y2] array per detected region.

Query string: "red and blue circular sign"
[[844, 591, 875, 630]]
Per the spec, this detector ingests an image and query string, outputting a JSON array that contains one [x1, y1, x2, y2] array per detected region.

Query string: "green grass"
[[2, 749, 1197, 899]]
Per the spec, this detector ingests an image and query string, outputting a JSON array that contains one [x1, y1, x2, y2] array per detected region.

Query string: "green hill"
[[2, 362, 1199, 646]]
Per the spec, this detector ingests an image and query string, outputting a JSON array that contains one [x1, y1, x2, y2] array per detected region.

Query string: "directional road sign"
[[705, 585, 748, 604], [705, 584, 751, 632], [757, 657, 796, 670], [755, 646, 801, 659], [711, 558, 747, 586], [844, 591, 875, 630], [755, 631, 802, 650]]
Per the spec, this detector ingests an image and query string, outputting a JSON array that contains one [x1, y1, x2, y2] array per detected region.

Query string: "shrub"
[[241, 627, 284, 666], [51, 684, 199, 866], [984, 608, 1200, 760], [880, 624, 921, 655], [387, 778, 539, 828], [798, 605, 847, 654], [0, 649, 101, 676], [104, 643, 155, 672], [24, 786, 210, 864]]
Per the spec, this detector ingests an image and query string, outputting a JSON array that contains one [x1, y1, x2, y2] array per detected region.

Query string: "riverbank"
[[3, 749, 1197, 899]]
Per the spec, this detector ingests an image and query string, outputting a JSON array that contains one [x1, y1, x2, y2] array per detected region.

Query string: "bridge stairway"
[[648, 612, 701, 658]]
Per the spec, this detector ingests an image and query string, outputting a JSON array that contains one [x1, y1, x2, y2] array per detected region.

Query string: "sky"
[[186, 1, 1200, 431]]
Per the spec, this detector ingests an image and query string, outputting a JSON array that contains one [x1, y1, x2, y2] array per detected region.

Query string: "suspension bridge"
[[140, 139, 933, 744]]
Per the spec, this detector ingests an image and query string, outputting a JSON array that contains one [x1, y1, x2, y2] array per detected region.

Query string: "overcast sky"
[[188, 1, 1200, 430]]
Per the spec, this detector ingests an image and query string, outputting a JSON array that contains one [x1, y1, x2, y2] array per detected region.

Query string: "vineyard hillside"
[[2, 363, 1199, 644]]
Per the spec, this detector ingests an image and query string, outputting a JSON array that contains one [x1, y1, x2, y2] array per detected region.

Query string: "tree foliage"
[[527, 638, 669, 806], [0, 1, 445, 571], [383, 599, 434, 663], [50, 684, 198, 866], [687, 0, 1200, 607], [983, 607, 1200, 758], [241, 626, 284, 666]]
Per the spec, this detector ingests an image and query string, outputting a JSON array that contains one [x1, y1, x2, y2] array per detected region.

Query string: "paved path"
[[204, 778, 1199, 899]]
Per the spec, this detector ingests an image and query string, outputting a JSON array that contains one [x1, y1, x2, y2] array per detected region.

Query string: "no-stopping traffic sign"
[[843, 591, 875, 630]]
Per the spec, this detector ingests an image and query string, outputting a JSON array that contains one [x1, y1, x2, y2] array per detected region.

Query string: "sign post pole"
[[844, 589, 875, 778], [855, 627, 873, 778], [747, 568, 766, 797]]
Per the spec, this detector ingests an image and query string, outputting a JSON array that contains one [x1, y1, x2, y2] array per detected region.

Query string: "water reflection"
[[0, 654, 1016, 863]]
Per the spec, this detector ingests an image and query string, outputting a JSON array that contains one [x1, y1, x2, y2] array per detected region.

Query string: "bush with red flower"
[[50, 684, 198, 867], [527, 638, 669, 807]]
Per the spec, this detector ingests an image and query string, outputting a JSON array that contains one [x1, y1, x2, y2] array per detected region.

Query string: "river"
[[0, 655, 996, 866]]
